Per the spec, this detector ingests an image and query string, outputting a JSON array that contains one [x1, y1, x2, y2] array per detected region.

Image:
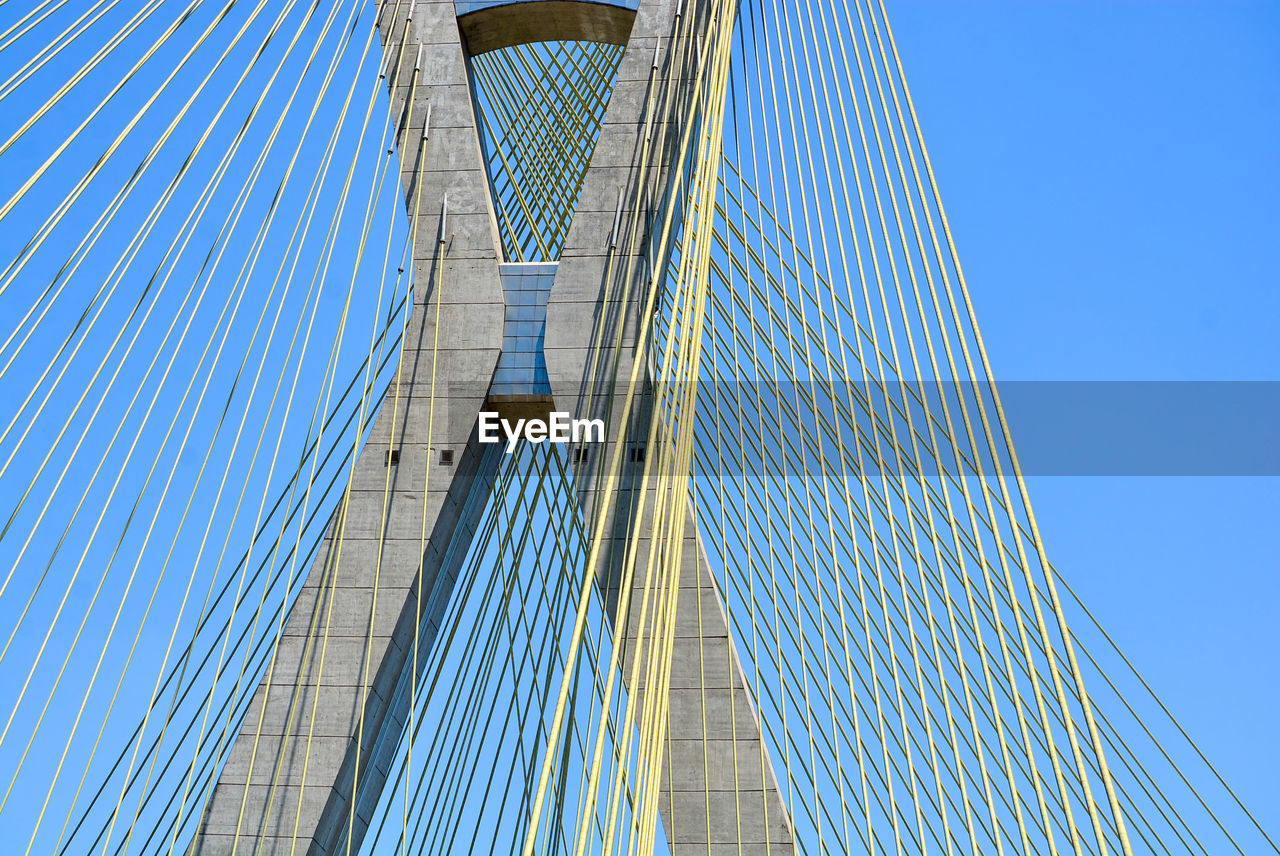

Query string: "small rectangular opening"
[[628, 445, 645, 464], [572, 447, 588, 464], [439, 448, 455, 466], [385, 449, 399, 466]]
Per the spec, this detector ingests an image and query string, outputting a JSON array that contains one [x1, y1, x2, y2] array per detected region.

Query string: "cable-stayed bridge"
[[0, 1, 1273, 855]]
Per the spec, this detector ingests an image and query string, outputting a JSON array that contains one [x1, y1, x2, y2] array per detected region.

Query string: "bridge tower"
[[191, 0, 790, 853]]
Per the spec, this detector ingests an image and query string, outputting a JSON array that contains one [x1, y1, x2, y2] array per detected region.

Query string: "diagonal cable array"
[[682, 1, 1280, 854], [0, 1, 424, 852], [345, 442, 663, 856], [470, 39, 625, 262]]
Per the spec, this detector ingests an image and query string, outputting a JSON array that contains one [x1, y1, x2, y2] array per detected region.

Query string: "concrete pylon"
[[191, 1, 793, 853]]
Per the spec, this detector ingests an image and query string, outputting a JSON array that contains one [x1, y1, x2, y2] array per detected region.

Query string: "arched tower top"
[[455, 0, 638, 54]]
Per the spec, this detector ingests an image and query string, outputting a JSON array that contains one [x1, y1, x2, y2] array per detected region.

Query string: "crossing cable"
[[847, 6, 1078, 853], [336, 42, 428, 856], [767, 3, 964, 848], [722, 242, 1263, 850], [18, 7, 365, 847], [360, 450, 522, 853], [0, 3, 326, 799], [172, 70, 400, 856], [554, 11, 719, 849], [0, 8, 409, 839], [701, 243, 1239, 849], [519, 1, 714, 849], [473, 41, 623, 258], [252, 46, 410, 856], [691, 1, 1269, 849], [410, 452, 602, 856], [752, 3, 897, 849], [5, 0, 1275, 852], [846, 6, 1043, 852], [0, 0, 305, 573], [0, 0, 330, 772], [691, 6, 1198, 854], [724, 57, 839, 849], [743, 4, 830, 846], [197, 25, 396, 854], [565, 22, 698, 855], [868, 3, 1139, 851], [469, 39, 624, 261], [1049, 565, 1280, 854], [214, 14, 438, 856], [2, 4, 399, 849], [769, 1, 960, 851], [549, 2, 740, 852], [104, 5, 384, 851], [701, 184, 1080, 849], [57, 308, 407, 856]]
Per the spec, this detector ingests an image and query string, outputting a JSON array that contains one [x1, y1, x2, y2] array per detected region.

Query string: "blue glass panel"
[[493, 263, 557, 396]]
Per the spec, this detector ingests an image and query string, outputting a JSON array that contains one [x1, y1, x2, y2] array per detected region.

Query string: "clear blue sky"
[[888, 0, 1279, 823]]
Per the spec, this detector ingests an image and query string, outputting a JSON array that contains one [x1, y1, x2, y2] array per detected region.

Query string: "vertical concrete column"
[[190, 5, 507, 855], [545, 0, 797, 851]]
